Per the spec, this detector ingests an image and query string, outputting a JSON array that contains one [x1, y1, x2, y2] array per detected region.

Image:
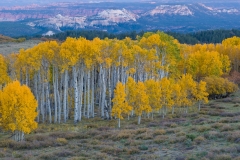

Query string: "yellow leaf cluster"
[[0, 54, 10, 86], [111, 82, 132, 119], [203, 76, 238, 97], [0, 81, 38, 134]]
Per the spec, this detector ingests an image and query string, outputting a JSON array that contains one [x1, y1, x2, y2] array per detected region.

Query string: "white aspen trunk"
[[108, 67, 112, 119], [116, 66, 120, 83], [91, 68, 95, 118], [83, 72, 87, 117], [63, 70, 68, 123], [25, 69, 28, 86], [138, 115, 141, 125], [98, 78, 102, 117], [53, 67, 58, 123], [78, 66, 84, 121], [118, 118, 121, 128], [160, 53, 166, 79], [99, 65, 103, 117], [87, 70, 90, 119], [72, 66, 79, 124], [46, 82, 52, 123], [13, 130, 24, 141], [172, 106, 175, 114], [144, 72, 148, 82], [105, 100, 109, 119], [121, 64, 124, 83], [20, 69, 23, 84], [34, 72, 39, 122], [101, 66, 107, 118], [112, 66, 117, 91], [56, 68, 61, 124], [40, 72, 45, 123]]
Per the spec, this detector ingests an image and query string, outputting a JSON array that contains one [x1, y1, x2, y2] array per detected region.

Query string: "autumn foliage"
[[0, 31, 239, 129], [0, 81, 38, 141]]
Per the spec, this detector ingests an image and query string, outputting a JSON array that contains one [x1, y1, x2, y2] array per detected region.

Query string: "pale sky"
[[0, 0, 237, 7]]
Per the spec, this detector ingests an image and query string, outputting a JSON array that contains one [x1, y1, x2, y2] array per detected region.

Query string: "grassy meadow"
[[0, 39, 41, 55], [0, 91, 239, 160]]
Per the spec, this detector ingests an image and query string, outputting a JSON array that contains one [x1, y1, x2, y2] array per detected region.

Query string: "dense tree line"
[[0, 32, 239, 140], [40, 29, 240, 45], [43, 30, 144, 41], [168, 29, 240, 44]]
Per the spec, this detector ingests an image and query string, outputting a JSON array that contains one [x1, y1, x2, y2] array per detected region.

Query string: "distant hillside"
[[0, 34, 27, 44], [0, 35, 16, 43], [1, 2, 240, 36]]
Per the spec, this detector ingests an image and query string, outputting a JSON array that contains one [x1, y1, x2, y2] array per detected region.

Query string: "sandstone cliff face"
[[28, 8, 139, 29], [0, 2, 240, 35]]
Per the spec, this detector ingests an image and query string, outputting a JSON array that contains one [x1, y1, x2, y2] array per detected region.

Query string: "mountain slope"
[[1, 2, 240, 36]]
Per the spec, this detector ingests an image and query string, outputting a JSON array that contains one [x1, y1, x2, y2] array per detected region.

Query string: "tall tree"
[[0, 81, 38, 141], [111, 82, 132, 128]]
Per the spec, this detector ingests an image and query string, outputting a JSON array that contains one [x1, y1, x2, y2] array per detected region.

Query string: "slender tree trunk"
[[78, 66, 84, 121], [63, 70, 68, 123], [118, 118, 121, 128], [172, 106, 175, 114], [101, 66, 107, 118], [53, 67, 58, 123], [87, 70, 90, 119], [56, 68, 61, 123], [91, 68, 95, 118], [138, 115, 141, 125], [72, 66, 79, 124], [34, 72, 39, 122], [40, 72, 45, 123], [46, 81, 52, 123], [13, 130, 24, 141], [83, 72, 87, 117], [108, 67, 112, 119], [25, 69, 28, 86]]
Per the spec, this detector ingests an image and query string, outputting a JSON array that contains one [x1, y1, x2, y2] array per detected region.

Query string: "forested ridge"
[[0, 31, 240, 140], [40, 29, 240, 45]]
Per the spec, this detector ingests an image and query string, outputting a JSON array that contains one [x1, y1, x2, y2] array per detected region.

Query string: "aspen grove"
[[0, 32, 239, 129]]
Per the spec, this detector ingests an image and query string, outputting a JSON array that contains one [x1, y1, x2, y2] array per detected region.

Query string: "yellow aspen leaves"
[[178, 74, 197, 107], [186, 51, 226, 80], [159, 77, 174, 109], [203, 76, 238, 98], [0, 54, 10, 86], [112, 82, 132, 120], [145, 79, 162, 112], [134, 82, 152, 116], [126, 77, 137, 108], [0, 81, 38, 135]]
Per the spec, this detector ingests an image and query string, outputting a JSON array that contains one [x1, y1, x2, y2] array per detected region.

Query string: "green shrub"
[[138, 145, 148, 150], [186, 134, 197, 141]]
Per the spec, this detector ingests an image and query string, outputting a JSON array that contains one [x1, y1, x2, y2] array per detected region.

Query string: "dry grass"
[[194, 136, 206, 144], [0, 91, 240, 159]]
